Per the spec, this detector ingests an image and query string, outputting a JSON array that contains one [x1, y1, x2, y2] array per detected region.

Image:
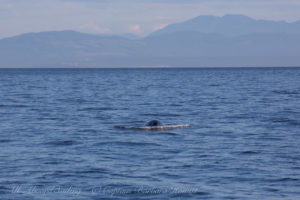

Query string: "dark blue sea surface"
[[0, 67, 300, 200]]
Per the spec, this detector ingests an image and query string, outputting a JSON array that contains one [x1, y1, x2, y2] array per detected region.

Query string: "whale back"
[[146, 120, 162, 126]]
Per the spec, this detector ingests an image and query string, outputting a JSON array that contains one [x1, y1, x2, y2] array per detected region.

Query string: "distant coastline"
[[1, 15, 300, 68]]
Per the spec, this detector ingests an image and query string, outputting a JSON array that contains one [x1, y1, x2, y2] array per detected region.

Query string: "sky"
[[1, 0, 300, 39]]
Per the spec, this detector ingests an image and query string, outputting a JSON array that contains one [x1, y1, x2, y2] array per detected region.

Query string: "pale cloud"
[[78, 22, 112, 34], [153, 24, 168, 31], [128, 24, 142, 34]]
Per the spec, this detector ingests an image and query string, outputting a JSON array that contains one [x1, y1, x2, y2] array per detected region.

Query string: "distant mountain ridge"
[[1, 15, 300, 67], [150, 14, 300, 37]]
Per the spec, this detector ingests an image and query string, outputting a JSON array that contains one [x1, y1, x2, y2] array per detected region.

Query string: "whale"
[[115, 120, 190, 131], [146, 120, 163, 126]]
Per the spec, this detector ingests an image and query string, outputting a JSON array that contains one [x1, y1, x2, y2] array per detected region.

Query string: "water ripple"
[[0, 68, 300, 200]]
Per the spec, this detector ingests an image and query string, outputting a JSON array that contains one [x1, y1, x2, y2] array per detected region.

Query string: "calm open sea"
[[0, 68, 300, 200]]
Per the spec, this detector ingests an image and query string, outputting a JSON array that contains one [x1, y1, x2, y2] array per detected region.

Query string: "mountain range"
[[1, 14, 300, 67]]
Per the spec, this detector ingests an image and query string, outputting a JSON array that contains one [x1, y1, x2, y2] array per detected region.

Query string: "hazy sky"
[[1, 0, 300, 39]]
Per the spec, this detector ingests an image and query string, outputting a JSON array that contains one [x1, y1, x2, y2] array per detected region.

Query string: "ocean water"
[[0, 67, 299, 200]]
